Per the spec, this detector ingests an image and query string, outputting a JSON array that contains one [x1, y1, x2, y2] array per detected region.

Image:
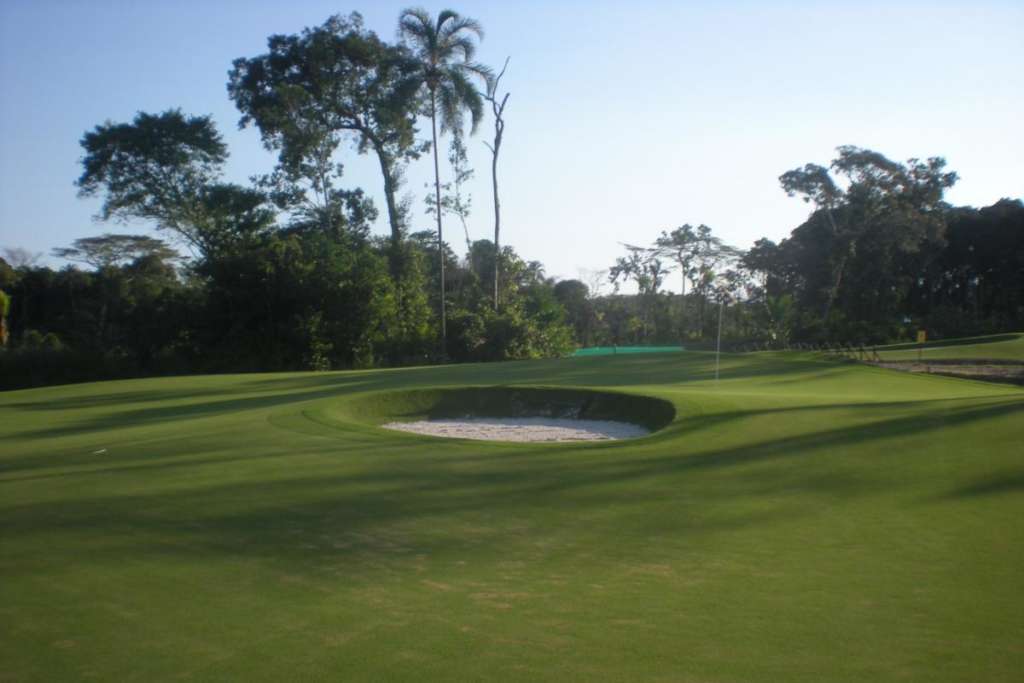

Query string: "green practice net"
[[572, 346, 685, 357]]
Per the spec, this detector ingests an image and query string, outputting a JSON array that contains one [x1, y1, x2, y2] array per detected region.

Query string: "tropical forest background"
[[1, 10, 1022, 389]]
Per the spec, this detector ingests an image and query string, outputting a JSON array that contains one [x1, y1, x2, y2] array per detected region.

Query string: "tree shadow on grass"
[[4, 392, 1019, 481], [0, 353, 855, 446], [3, 395, 1021, 576], [6, 381, 373, 441], [0, 427, 438, 484], [3, 387, 239, 412], [213, 352, 833, 395], [936, 472, 1024, 500], [457, 397, 1024, 501]]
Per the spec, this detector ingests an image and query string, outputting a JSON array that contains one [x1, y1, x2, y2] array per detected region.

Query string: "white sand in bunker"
[[382, 417, 650, 442]]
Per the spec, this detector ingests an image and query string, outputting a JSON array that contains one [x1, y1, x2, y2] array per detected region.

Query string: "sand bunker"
[[367, 387, 673, 443], [383, 417, 649, 442]]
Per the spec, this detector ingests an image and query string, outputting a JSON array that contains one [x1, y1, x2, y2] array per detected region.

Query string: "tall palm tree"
[[399, 8, 491, 351]]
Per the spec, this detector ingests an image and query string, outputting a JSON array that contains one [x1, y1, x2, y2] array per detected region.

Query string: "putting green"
[[1, 352, 1022, 681], [875, 332, 1024, 361]]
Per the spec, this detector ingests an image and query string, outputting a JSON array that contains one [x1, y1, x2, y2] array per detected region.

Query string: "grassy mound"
[[2, 353, 1022, 681]]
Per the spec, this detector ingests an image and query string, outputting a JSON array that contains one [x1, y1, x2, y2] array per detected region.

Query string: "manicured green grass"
[[875, 332, 1024, 361], [572, 346, 685, 356], [2, 353, 1022, 681]]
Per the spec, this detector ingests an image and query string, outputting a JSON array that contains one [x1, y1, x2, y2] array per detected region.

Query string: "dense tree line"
[[582, 148, 1023, 348], [2, 153, 1020, 389], [1, 227, 576, 389], [1, 10, 1021, 389], [747, 149, 1024, 344]]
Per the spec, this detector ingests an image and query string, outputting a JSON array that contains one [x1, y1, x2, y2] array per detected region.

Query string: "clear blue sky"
[[2, 0, 1022, 289]]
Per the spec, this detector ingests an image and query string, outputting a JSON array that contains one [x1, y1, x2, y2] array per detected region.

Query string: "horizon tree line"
[[2, 150, 1020, 388]]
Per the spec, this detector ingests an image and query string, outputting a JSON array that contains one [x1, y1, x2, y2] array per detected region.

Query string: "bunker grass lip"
[[339, 385, 676, 436]]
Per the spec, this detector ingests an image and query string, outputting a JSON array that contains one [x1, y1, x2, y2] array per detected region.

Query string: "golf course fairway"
[[2, 352, 1022, 681]]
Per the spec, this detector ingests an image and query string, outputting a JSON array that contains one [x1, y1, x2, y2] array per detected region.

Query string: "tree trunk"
[[370, 140, 403, 246], [491, 142, 500, 311], [96, 272, 110, 348], [697, 284, 705, 338], [822, 251, 849, 324], [485, 69, 509, 312], [821, 207, 845, 326], [430, 91, 446, 351], [679, 269, 687, 339]]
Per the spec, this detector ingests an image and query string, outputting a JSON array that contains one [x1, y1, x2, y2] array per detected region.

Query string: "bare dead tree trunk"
[[489, 137, 501, 307], [484, 58, 510, 311]]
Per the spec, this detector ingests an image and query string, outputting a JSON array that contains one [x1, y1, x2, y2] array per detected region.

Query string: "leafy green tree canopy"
[[77, 110, 229, 249], [779, 146, 958, 321], [52, 234, 179, 270], [228, 13, 424, 243], [398, 8, 492, 136]]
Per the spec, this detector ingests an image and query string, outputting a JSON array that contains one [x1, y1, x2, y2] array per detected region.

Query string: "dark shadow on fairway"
[[5, 387, 235, 412], [202, 352, 830, 395], [8, 382, 373, 442], [4, 395, 1022, 577], [2, 370, 377, 414], [939, 471, 1024, 500], [0, 433, 442, 484]]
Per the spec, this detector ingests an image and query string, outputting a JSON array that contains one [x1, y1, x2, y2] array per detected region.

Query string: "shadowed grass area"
[[1, 353, 1022, 681]]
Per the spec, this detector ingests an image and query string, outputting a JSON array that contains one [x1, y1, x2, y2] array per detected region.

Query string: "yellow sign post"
[[916, 330, 927, 362]]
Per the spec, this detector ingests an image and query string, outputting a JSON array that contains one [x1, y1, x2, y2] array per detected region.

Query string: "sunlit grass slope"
[[2, 353, 1022, 681], [875, 332, 1024, 361]]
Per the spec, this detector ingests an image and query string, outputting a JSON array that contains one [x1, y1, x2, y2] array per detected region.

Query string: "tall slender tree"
[[654, 224, 699, 337], [609, 244, 669, 341], [399, 7, 491, 350], [691, 224, 740, 335], [423, 131, 474, 261], [483, 57, 509, 310]]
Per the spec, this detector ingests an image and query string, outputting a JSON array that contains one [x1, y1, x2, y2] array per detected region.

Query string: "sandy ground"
[[870, 360, 1024, 385], [382, 417, 650, 442]]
